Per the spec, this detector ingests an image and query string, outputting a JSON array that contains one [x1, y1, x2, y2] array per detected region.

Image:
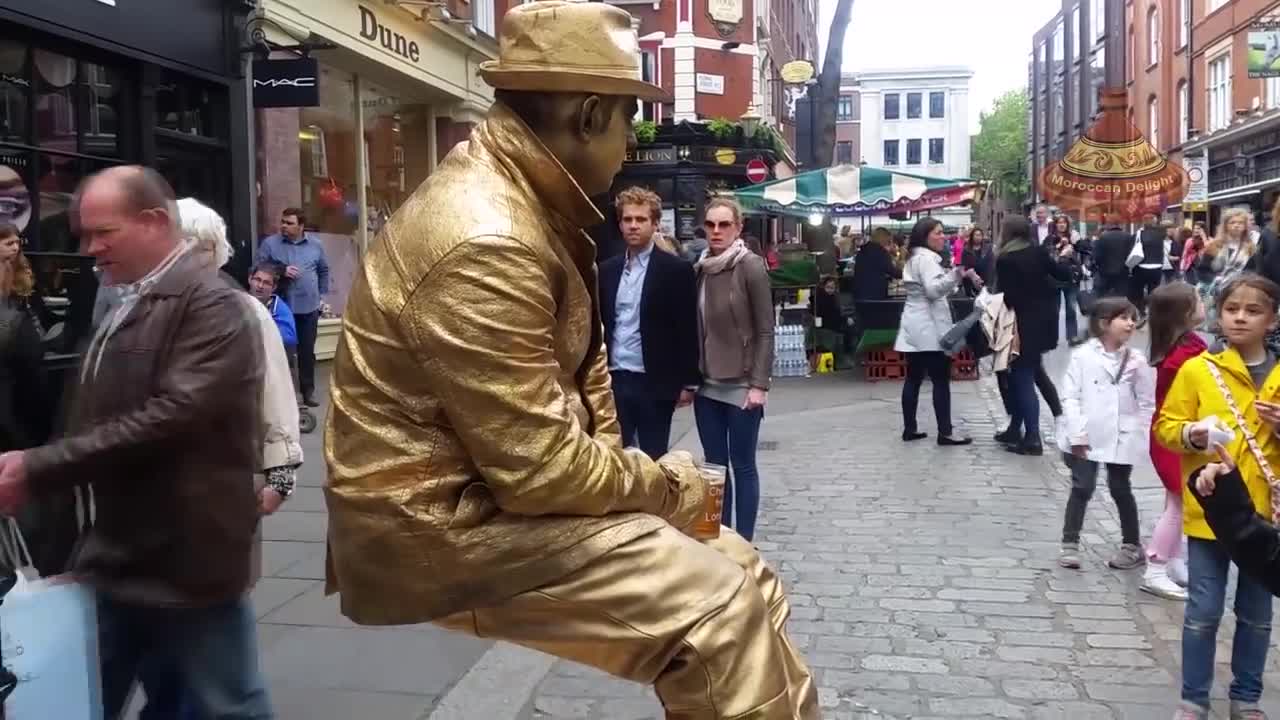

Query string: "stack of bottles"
[[772, 325, 810, 378]]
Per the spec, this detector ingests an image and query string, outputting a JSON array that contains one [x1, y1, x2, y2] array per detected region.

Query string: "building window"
[[929, 91, 944, 118], [1148, 96, 1158, 150], [1128, 26, 1135, 79], [906, 138, 922, 165], [1208, 0, 1227, 10], [1269, 76, 1280, 109], [837, 94, 855, 121], [1208, 53, 1231, 131], [835, 141, 853, 165], [1071, 6, 1080, 59], [883, 139, 899, 165], [884, 93, 899, 120], [1179, 0, 1189, 48], [1178, 80, 1189, 142], [1093, 0, 1106, 41], [472, 0, 496, 36], [639, 51, 657, 122], [1053, 19, 1064, 64], [928, 138, 944, 165], [906, 92, 922, 119], [1147, 7, 1159, 66], [1090, 46, 1106, 119]]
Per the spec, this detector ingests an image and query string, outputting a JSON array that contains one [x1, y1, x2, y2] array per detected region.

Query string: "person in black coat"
[[1189, 447, 1280, 597], [1092, 215, 1135, 300], [1129, 215, 1166, 314], [960, 227, 992, 297], [600, 188, 700, 459], [995, 216, 1074, 456], [851, 227, 900, 301]]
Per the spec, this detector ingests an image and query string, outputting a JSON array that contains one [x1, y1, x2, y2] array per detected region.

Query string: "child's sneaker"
[[1059, 543, 1082, 569], [1173, 701, 1209, 720], [1230, 700, 1269, 719], [1108, 543, 1146, 569], [1141, 563, 1188, 600], [1168, 557, 1189, 587]]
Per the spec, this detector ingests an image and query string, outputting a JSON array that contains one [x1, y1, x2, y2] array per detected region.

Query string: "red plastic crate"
[[863, 349, 904, 366], [864, 362, 907, 381], [950, 349, 978, 381]]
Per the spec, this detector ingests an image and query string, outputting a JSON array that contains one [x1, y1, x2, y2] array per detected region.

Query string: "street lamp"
[[807, 212, 824, 227], [740, 104, 762, 137]]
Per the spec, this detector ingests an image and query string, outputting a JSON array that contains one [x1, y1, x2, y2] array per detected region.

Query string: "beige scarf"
[[697, 239, 752, 275]]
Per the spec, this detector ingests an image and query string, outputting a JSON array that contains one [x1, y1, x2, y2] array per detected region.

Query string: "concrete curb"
[[425, 642, 556, 720]]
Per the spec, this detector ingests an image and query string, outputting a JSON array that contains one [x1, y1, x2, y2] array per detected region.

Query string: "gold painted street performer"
[[323, 2, 818, 717]]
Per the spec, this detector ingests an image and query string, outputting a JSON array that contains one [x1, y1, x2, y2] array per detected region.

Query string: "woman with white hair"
[[176, 196, 302, 512]]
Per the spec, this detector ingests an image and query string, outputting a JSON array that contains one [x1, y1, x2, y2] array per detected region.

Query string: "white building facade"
[[855, 66, 975, 226]]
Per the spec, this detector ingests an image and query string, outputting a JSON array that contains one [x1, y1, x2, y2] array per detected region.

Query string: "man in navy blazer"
[[599, 187, 700, 458]]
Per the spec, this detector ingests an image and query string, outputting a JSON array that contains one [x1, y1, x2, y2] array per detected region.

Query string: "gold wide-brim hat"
[[479, 0, 669, 102]]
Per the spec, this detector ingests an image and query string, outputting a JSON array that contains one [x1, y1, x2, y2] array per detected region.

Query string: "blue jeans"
[[611, 370, 679, 459], [99, 594, 272, 720], [1182, 537, 1273, 708], [1007, 353, 1042, 438], [694, 395, 764, 541]]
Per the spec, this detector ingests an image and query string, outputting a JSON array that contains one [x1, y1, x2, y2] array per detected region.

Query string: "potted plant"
[[706, 117, 737, 143], [635, 120, 658, 144]]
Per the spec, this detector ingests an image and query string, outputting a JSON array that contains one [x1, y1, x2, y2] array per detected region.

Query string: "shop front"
[[254, 0, 496, 357], [0, 0, 252, 255], [1184, 112, 1280, 230]]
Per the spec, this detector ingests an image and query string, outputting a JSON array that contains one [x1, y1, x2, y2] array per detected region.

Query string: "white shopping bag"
[[0, 518, 103, 720], [1125, 238, 1145, 269]]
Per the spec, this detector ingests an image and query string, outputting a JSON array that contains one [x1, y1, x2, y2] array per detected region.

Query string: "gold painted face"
[[580, 95, 638, 196]]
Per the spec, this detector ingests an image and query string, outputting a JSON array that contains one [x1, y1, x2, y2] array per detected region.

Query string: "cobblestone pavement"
[[530, 373, 1280, 720]]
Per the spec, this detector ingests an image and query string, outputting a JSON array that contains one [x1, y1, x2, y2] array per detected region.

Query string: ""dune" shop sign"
[[358, 5, 421, 63]]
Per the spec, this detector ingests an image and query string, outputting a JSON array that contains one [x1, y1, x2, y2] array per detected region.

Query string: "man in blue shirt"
[[257, 207, 328, 406], [247, 261, 297, 349], [599, 187, 699, 458]]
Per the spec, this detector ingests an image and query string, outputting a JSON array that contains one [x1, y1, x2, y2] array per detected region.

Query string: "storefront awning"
[[729, 164, 980, 217]]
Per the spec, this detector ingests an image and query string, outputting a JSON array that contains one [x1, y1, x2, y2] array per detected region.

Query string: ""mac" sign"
[[252, 57, 321, 108]]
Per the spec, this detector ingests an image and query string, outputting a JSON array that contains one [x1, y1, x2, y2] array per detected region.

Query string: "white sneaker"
[[1141, 563, 1188, 600], [1168, 557, 1189, 587]]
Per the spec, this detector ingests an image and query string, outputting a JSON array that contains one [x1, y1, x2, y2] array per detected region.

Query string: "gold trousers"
[[437, 525, 819, 720]]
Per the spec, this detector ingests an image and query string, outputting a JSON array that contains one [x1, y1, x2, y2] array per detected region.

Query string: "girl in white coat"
[[1058, 296, 1155, 571], [894, 218, 984, 445]]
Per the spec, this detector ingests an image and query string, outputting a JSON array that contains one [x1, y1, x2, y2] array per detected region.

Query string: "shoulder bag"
[[1204, 362, 1280, 523]]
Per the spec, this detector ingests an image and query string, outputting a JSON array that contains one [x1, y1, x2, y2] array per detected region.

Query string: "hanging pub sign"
[[1248, 20, 1280, 78], [252, 57, 320, 108]]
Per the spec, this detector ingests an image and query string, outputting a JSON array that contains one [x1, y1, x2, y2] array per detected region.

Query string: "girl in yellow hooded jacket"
[[1154, 273, 1280, 720]]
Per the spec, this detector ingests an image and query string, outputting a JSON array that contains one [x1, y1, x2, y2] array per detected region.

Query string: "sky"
[[816, 0, 1062, 135]]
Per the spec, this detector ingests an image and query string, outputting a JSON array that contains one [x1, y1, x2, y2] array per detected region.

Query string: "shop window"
[[155, 71, 219, 139], [34, 50, 77, 155], [883, 139, 899, 165], [929, 91, 944, 119], [906, 138, 921, 165], [906, 92, 921, 119], [0, 151, 32, 241], [362, 81, 432, 242], [928, 138, 944, 165], [883, 93, 899, 120], [0, 39, 28, 146], [82, 62, 121, 158]]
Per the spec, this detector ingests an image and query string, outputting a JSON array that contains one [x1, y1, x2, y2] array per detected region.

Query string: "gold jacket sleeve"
[[400, 234, 703, 522]]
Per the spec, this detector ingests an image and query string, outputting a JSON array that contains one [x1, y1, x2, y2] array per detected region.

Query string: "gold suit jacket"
[[324, 103, 704, 625]]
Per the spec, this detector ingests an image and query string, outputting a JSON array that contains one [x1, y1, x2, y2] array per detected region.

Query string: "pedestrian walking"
[[1130, 214, 1166, 317], [895, 217, 982, 446], [1057, 297, 1152, 571], [995, 216, 1075, 455], [1196, 207, 1255, 329], [1142, 282, 1205, 600], [694, 197, 775, 541], [1155, 273, 1280, 720], [0, 166, 273, 719], [256, 207, 329, 408], [959, 226, 992, 297], [601, 186, 699, 459], [1092, 214, 1134, 300], [1179, 226, 1203, 285]]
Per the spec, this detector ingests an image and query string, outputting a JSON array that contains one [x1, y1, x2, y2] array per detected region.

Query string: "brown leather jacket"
[[26, 252, 264, 608], [697, 254, 775, 389]]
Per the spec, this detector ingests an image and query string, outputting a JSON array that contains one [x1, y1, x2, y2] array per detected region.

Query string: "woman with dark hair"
[[1048, 214, 1084, 342], [960, 227, 992, 296], [996, 216, 1075, 455], [894, 217, 983, 445]]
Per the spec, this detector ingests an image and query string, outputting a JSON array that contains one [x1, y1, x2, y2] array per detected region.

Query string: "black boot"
[[994, 424, 1021, 445], [1006, 434, 1044, 456]]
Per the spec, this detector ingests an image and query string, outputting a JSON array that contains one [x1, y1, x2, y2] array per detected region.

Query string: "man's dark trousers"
[[294, 311, 320, 401], [610, 370, 679, 459]]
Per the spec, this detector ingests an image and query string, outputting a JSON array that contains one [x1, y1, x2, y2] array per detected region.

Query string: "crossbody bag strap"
[[1111, 348, 1131, 385], [1204, 362, 1280, 522]]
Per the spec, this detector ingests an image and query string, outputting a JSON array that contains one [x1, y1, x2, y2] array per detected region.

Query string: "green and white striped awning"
[[732, 164, 979, 217]]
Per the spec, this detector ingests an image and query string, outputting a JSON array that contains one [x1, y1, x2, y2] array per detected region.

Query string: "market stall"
[[727, 164, 983, 379]]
